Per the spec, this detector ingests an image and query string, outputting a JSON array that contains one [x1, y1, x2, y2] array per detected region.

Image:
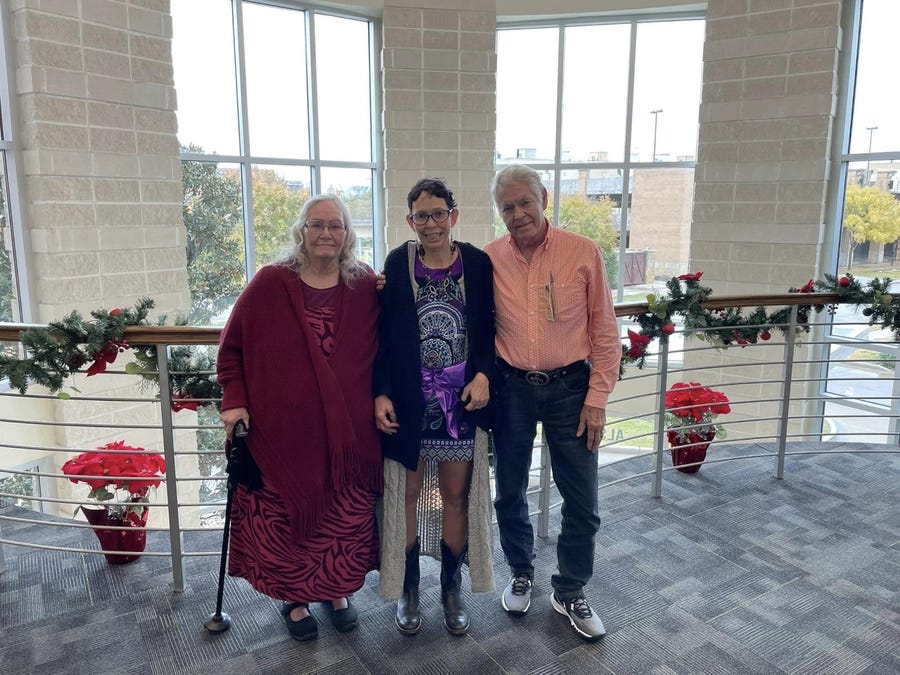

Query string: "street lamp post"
[[865, 125, 878, 185], [650, 109, 663, 162]]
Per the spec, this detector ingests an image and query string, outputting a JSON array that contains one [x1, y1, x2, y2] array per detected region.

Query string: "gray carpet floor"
[[1, 442, 898, 674]]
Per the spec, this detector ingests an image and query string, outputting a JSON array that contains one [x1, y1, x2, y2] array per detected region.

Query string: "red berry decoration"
[[110, 308, 122, 316], [759, 330, 771, 341], [838, 276, 851, 287], [662, 323, 675, 335]]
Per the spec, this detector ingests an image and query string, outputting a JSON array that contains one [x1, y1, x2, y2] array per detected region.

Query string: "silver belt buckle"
[[525, 370, 550, 386]]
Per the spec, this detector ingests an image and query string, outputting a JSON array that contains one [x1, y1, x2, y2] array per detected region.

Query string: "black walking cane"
[[204, 419, 249, 633]]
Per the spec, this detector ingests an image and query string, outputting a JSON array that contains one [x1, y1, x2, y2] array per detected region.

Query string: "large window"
[[172, 1, 380, 325], [495, 14, 705, 301], [0, 4, 25, 324], [826, 0, 900, 441]]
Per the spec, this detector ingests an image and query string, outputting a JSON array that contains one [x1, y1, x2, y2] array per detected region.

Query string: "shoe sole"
[[501, 594, 530, 616], [444, 623, 469, 635], [288, 630, 318, 642], [395, 617, 422, 635], [550, 594, 605, 641]]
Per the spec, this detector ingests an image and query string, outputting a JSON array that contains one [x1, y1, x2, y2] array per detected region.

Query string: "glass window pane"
[[561, 24, 631, 163], [251, 164, 310, 268], [172, 0, 240, 155], [632, 20, 704, 163], [825, 345, 895, 406], [0, 155, 17, 322], [849, 0, 900, 154], [839, 160, 900, 275], [181, 160, 244, 325], [496, 28, 559, 163], [315, 15, 372, 162], [321, 167, 374, 266], [629, 167, 694, 280], [823, 400, 893, 442], [243, 2, 310, 159]]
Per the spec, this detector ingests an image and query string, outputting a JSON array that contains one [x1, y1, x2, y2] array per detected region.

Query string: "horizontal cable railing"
[[1, 292, 898, 588]]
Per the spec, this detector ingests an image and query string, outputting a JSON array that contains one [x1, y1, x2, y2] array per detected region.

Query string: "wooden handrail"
[[0, 292, 862, 344]]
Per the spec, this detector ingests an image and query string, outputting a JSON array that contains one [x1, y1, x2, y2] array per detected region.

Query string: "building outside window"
[[171, 0, 380, 327], [824, 0, 900, 442], [495, 14, 705, 302]]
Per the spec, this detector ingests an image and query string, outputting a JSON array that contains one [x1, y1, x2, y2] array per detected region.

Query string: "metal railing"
[[2, 292, 898, 587]]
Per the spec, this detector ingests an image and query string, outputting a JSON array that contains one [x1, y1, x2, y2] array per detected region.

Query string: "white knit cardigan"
[[377, 427, 495, 598]]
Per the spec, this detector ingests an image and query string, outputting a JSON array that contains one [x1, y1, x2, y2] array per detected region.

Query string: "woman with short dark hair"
[[375, 178, 495, 635]]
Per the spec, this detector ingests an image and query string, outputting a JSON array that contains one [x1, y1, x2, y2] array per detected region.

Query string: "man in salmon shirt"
[[484, 164, 620, 641]]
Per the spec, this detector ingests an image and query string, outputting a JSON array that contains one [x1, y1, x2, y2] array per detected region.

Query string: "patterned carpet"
[[1, 442, 898, 674]]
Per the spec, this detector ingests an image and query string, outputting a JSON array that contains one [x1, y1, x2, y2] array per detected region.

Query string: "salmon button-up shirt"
[[484, 222, 620, 409]]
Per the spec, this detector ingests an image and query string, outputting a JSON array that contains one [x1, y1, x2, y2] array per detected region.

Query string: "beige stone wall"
[[630, 168, 695, 279], [689, 0, 844, 439], [692, 0, 841, 296], [4, 0, 195, 524], [10, 0, 189, 321], [381, 0, 497, 251]]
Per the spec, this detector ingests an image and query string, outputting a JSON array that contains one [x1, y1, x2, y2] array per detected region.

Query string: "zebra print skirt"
[[227, 481, 379, 603]]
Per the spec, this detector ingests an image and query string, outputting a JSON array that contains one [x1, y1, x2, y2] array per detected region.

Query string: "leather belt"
[[499, 359, 588, 386]]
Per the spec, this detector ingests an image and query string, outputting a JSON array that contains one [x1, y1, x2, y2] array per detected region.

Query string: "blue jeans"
[[492, 363, 600, 600]]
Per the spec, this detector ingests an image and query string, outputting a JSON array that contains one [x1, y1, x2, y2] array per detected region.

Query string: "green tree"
[[842, 184, 900, 269], [251, 168, 309, 266], [181, 147, 244, 324], [554, 193, 619, 287]]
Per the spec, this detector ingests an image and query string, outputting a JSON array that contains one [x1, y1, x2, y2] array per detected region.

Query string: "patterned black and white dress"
[[415, 254, 476, 463]]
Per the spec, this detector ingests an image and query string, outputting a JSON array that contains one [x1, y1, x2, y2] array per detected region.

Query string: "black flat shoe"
[[324, 598, 358, 633], [281, 602, 318, 641]]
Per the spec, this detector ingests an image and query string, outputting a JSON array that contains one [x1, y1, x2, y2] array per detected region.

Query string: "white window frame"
[[0, 2, 32, 323], [177, 0, 385, 278], [495, 10, 705, 301]]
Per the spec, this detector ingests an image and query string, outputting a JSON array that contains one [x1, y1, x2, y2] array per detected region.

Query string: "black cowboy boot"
[[440, 539, 470, 635], [395, 538, 421, 634]]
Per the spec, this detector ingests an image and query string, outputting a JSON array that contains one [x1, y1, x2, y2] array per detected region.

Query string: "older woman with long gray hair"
[[218, 193, 382, 642]]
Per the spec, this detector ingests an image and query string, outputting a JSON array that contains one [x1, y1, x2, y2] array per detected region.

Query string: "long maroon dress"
[[227, 282, 379, 602]]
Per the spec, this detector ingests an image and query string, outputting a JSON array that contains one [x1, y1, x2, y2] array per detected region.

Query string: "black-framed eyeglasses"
[[304, 220, 346, 234], [409, 209, 454, 226]]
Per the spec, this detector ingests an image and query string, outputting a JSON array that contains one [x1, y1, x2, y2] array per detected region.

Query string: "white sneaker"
[[551, 592, 606, 640], [501, 573, 532, 616]]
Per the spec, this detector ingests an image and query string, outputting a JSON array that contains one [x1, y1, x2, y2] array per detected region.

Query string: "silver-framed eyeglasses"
[[410, 209, 454, 226], [304, 220, 346, 234]]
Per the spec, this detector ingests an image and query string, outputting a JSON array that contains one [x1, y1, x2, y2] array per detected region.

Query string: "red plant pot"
[[82, 505, 149, 564], [669, 443, 709, 474]]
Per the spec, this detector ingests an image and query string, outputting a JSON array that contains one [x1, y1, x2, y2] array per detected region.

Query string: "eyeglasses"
[[304, 220, 346, 234], [409, 209, 454, 226]]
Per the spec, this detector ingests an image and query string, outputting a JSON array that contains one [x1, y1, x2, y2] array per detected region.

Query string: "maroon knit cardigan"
[[217, 263, 383, 545]]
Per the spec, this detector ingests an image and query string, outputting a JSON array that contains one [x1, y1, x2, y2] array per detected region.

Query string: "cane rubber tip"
[[204, 612, 232, 632]]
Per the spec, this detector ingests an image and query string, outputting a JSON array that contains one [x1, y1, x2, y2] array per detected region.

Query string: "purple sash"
[[421, 361, 467, 439]]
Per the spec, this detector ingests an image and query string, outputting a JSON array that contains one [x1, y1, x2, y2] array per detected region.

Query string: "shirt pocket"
[[552, 280, 586, 324]]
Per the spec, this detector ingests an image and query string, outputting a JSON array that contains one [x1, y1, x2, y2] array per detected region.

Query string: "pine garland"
[[1, 272, 898, 405]]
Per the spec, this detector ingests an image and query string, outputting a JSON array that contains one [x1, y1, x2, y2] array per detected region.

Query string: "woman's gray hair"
[[288, 193, 365, 285], [490, 164, 546, 211]]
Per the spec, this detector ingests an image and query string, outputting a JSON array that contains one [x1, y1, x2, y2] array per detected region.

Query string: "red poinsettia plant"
[[62, 440, 166, 523], [664, 382, 731, 448]]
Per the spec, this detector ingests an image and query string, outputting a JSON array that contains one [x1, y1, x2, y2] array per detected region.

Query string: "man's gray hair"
[[490, 164, 546, 211]]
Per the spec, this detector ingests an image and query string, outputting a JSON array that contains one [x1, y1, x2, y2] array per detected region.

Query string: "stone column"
[[10, 0, 188, 320], [381, 0, 497, 251], [693, 0, 842, 294]]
